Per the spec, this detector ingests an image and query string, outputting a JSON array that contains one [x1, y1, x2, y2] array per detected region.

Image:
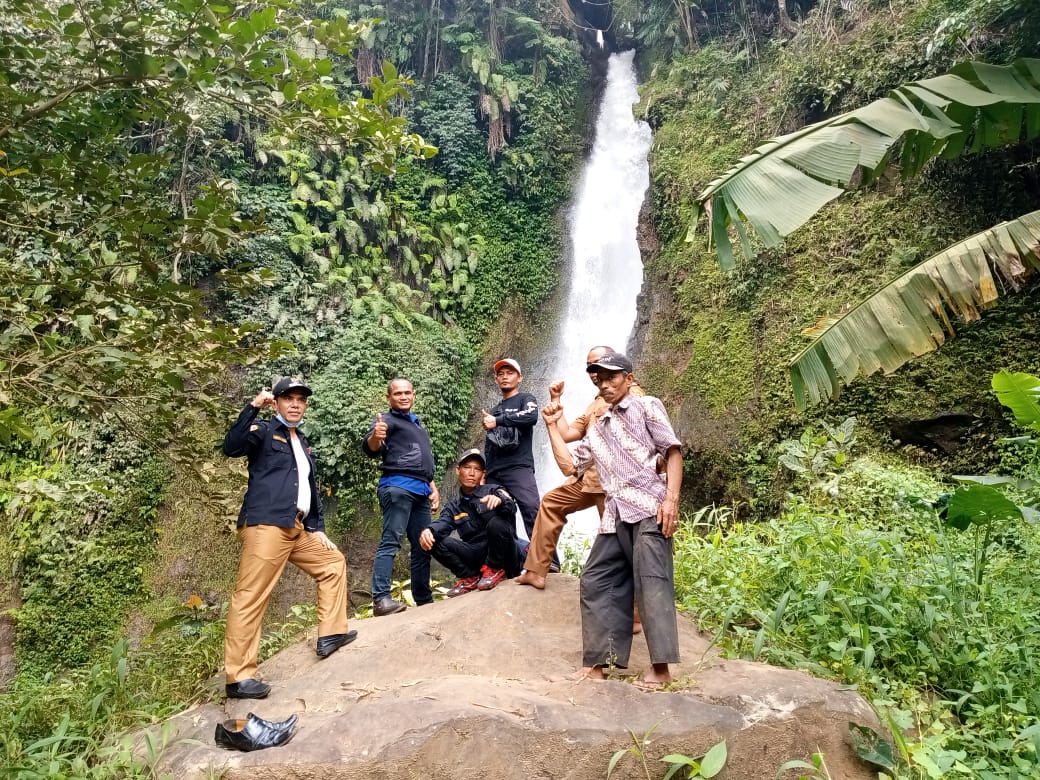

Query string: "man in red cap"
[[222, 377, 354, 700], [481, 358, 541, 547]]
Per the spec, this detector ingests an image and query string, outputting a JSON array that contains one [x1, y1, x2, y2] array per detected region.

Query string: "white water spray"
[[529, 50, 651, 552]]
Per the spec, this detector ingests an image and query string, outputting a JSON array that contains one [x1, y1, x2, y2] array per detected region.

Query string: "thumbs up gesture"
[[481, 409, 497, 430], [373, 412, 388, 440]]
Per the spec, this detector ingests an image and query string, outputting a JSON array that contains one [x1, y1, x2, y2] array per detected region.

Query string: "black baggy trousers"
[[579, 515, 680, 668]]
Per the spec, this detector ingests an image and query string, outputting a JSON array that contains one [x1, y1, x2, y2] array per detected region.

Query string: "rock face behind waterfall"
[[153, 576, 880, 779]]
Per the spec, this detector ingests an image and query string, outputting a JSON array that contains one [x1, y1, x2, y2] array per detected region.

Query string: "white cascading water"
[[527, 50, 651, 555]]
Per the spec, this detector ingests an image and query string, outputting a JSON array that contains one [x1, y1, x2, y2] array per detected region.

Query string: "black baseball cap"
[[456, 448, 486, 468], [586, 352, 634, 375], [273, 377, 313, 398]]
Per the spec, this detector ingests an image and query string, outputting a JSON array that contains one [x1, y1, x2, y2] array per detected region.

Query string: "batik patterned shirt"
[[572, 393, 681, 534]]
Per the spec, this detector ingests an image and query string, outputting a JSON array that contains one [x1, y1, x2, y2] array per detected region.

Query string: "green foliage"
[[642, 12, 1040, 496], [0, 640, 163, 779], [661, 740, 728, 779], [607, 724, 727, 780], [789, 211, 1040, 409], [271, 135, 482, 322], [774, 750, 834, 780], [675, 435, 1040, 776], [992, 371, 1040, 435], [925, 0, 1040, 63], [778, 416, 857, 481], [2, 431, 168, 675], [0, 595, 317, 779], [696, 57, 1040, 269], [0, 0, 431, 448], [413, 73, 486, 183]]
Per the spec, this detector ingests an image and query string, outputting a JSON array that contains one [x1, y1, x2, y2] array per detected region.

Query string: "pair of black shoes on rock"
[[224, 630, 358, 700]]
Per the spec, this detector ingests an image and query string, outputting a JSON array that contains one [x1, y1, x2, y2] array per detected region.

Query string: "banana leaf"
[[695, 59, 1040, 269], [992, 371, 1040, 434], [789, 211, 1040, 409]]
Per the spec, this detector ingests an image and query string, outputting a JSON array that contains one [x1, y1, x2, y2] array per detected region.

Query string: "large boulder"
[[153, 576, 881, 778]]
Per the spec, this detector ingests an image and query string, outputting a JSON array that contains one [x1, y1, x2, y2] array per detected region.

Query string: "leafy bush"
[[675, 448, 1040, 776], [7, 439, 168, 676], [0, 596, 316, 779]]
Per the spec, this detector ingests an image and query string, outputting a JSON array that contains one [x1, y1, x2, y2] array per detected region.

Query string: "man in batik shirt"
[[544, 351, 682, 690]]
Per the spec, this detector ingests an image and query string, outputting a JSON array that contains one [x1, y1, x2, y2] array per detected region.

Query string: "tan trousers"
[[523, 479, 604, 577], [225, 520, 348, 683]]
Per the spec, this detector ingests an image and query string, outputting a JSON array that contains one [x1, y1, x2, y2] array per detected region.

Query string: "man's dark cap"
[[586, 352, 634, 375], [273, 377, 313, 398], [456, 448, 486, 468]]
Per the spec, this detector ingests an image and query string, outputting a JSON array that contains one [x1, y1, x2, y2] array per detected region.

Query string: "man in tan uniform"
[[222, 378, 355, 699]]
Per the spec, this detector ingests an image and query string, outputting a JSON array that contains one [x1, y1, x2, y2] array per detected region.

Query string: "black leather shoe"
[[225, 678, 271, 699], [214, 712, 298, 752], [316, 629, 358, 658], [373, 596, 407, 616]]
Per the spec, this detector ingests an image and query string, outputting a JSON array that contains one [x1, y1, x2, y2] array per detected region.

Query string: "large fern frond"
[[695, 59, 1040, 269], [789, 210, 1040, 409]]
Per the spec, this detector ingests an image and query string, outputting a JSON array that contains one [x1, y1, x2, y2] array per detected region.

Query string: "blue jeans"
[[373, 485, 433, 604]]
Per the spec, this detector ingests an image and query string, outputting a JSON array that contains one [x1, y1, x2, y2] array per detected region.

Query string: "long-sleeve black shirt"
[[484, 391, 538, 475], [428, 484, 517, 546]]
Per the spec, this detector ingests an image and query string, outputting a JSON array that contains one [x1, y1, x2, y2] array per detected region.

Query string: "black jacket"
[[484, 391, 538, 474], [361, 408, 436, 482], [223, 404, 325, 532], [428, 484, 517, 546]]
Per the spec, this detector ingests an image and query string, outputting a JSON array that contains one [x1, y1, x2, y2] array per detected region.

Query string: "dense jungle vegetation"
[[1, 0, 1039, 777]]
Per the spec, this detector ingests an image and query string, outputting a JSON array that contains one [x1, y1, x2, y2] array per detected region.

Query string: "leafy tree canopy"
[[0, 0, 432, 452]]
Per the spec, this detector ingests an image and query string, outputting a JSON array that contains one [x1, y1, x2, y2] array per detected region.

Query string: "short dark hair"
[[387, 377, 414, 393]]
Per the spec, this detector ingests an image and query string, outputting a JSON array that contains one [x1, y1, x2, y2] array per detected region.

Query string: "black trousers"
[[488, 466, 556, 564], [487, 467, 540, 537], [430, 514, 524, 579], [579, 515, 680, 668]]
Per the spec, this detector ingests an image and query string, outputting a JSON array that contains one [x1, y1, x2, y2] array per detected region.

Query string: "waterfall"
[[528, 50, 652, 554]]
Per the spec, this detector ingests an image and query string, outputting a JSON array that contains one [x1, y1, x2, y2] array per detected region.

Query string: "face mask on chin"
[[275, 413, 301, 429]]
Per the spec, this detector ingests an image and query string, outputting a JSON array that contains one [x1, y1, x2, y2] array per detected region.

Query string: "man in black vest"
[[222, 378, 355, 700], [363, 378, 441, 615]]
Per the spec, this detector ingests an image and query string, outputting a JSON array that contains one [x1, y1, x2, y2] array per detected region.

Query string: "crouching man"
[[419, 449, 524, 596]]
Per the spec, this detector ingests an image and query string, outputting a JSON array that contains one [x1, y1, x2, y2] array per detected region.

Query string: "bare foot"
[[638, 663, 672, 689], [631, 621, 643, 635], [570, 666, 606, 682], [515, 570, 546, 589]]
